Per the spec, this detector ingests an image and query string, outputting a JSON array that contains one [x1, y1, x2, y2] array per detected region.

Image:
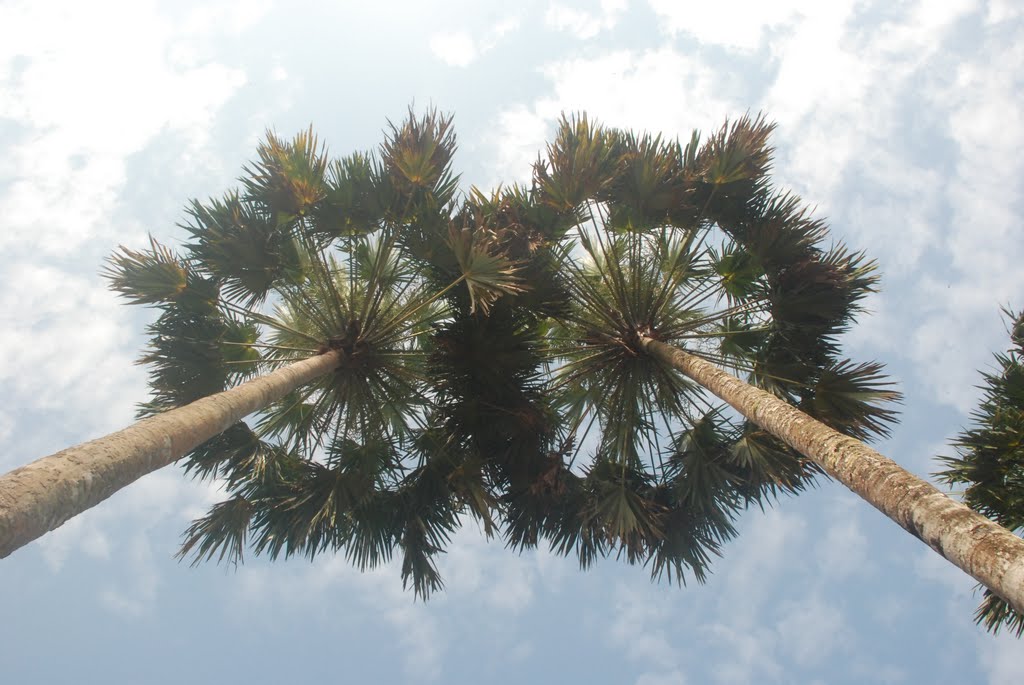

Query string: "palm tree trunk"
[[0, 350, 342, 559], [639, 336, 1024, 614]]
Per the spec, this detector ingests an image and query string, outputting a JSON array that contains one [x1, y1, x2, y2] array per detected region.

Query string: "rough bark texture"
[[0, 350, 342, 559], [640, 336, 1024, 614]]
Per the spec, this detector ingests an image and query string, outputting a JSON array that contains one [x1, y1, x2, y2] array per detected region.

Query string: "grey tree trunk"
[[0, 350, 342, 559], [639, 336, 1024, 614]]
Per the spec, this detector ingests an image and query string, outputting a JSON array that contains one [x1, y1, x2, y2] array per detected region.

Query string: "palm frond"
[[974, 588, 1024, 638], [397, 463, 459, 599], [135, 306, 235, 414], [535, 113, 617, 211], [448, 224, 526, 314], [711, 242, 764, 303], [934, 308, 1024, 636], [312, 151, 389, 238], [602, 130, 688, 233], [242, 126, 327, 218], [697, 113, 776, 186], [178, 495, 253, 566], [182, 421, 278, 485], [183, 192, 308, 306], [646, 484, 735, 585], [103, 109, 905, 603], [803, 359, 902, 440], [667, 411, 744, 514], [584, 459, 664, 563], [381, 107, 460, 216], [104, 236, 216, 311]]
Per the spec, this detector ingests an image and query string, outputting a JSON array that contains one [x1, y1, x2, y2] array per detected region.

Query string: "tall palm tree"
[[0, 112, 525, 593], [937, 308, 1024, 635], [4, 109, 1018, 610], [534, 115, 1024, 612]]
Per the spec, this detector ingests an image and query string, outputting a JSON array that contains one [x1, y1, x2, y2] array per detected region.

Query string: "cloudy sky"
[[1, 0, 1022, 682]]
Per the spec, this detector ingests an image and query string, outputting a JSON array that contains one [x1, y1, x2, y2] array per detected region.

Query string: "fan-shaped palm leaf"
[[183, 192, 309, 306], [242, 126, 327, 217], [937, 308, 1024, 636]]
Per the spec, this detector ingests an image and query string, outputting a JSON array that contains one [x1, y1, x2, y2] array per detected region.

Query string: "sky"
[[1, 0, 1022, 682]]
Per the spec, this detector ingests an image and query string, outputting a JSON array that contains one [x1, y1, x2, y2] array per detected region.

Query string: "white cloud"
[[490, 104, 552, 185], [0, 264, 142, 444], [98, 534, 160, 618], [36, 512, 112, 572], [648, 0, 821, 51], [487, 46, 735, 185], [907, 306, 997, 414], [607, 583, 680, 671], [775, 595, 847, 667], [979, 630, 1024, 684], [538, 48, 733, 131], [841, 156, 944, 272], [443, 524, 538, 613], [943, 41, 1024, 274], [429, 16, 521, 67], [430, 31, 479, 67], [382, 595, 447, 681], [704, 622, 781, 685], [545, 0, 628, 40], [758, 4, 866, 198], [180, 0, 272, 37], [714, 509, 808, 617], [0, 412, 13, 443], [226, 523, 569, 679], [891, 31, 1024, 413], [755, 1, 975, 200], [0, 0, 250, 256], [986, 0, 1023, 23], [231, 555, 449, 680], [636, 670, 686, 685], [815, 505, 870, 580]]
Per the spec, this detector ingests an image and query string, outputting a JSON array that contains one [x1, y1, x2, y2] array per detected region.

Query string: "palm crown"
[[103, 108, 898, 597], [937, 308, 1024, 636]]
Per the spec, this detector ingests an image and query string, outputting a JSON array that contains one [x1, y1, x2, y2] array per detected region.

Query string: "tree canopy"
[[104, 108, 898, 597], [938, 308, 1024, 636]]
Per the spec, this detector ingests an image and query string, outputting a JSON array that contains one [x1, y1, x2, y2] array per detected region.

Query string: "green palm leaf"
[[89, 108, 904, 599], [535, 113, 617, 212], [602, 131, 686, 233], [242, 126, 327, 218], [104, 236, 216, 311], [381, 107, 460, 216], [937, 308, 1024, 636], [448, 224, 525, 314], [183, 192, 309, 306], [803, 359, 902, 440], [312, 152, 389, 238]]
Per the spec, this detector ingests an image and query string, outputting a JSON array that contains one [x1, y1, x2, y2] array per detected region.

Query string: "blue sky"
[[1, 0, 1023, 682]]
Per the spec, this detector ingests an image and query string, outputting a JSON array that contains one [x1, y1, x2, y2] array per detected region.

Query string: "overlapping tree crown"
[[938, 308, 1024, 636], [105, 108, 899, 597]]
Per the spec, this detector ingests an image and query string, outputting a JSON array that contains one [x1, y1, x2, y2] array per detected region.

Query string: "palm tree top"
[[937, 307, 1024, 636], [103, 107, 899, 597]]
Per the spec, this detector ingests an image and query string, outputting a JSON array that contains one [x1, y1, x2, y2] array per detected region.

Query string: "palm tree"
[[534, 115, 1024, 612], [0, 112, 526, 595], [937, 308, 1024, 635], [5, 109, 1018, 610], [0, 345, 344, 560]]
